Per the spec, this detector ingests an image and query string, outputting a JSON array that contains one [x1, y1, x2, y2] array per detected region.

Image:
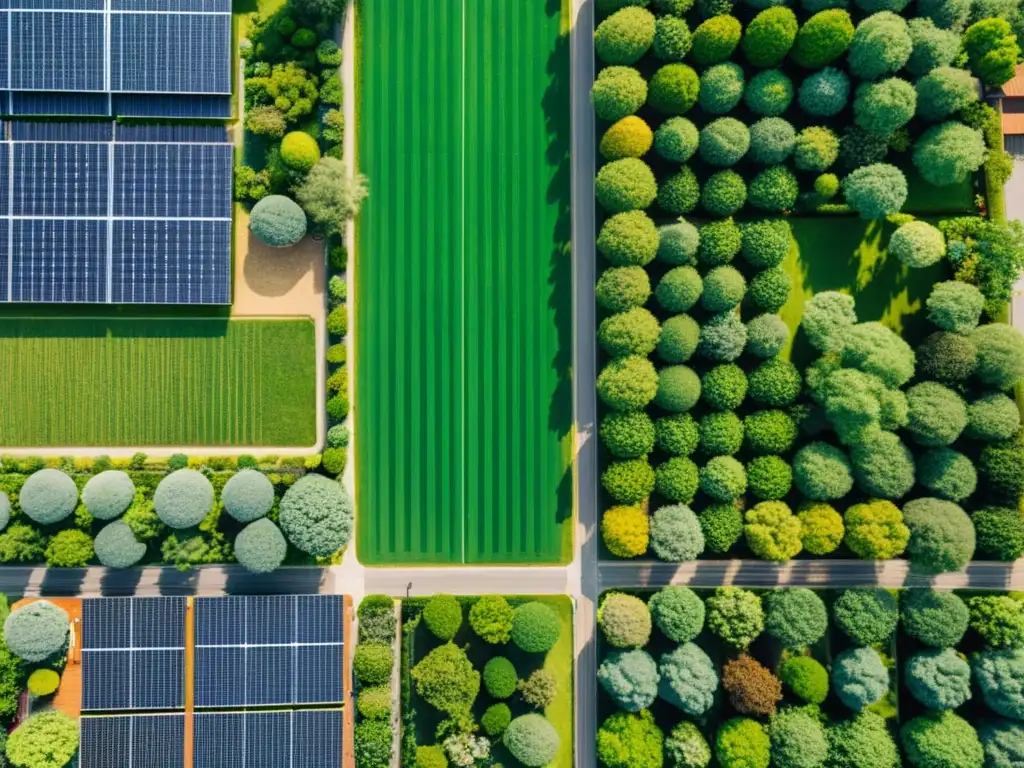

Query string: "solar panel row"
[[193, 710, 344, 768], [80, 715, 186, 768], [0, 0, 231, 11], [4, 91, 232, 118], [195, 595, 346, 646]]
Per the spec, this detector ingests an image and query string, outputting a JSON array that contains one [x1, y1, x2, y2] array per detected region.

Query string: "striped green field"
[[356, 0, 573, 564], [0, 318, 316, 447]]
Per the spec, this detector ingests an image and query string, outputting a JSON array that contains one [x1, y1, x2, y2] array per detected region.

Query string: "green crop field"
[[356, 0, 573, 565], [0, 318, 316, 447]]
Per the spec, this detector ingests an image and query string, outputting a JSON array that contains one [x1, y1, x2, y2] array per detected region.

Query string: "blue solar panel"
[[194, 596, 245, 647], [246, 595, 295, 645], [10, 11, 106, 91], [113, 0, 229, 11], [296, 595, 345, 644], [5, 0, 105, 10], [82, 650, 132, 710], [132, 649, 184, 709], [8, 90, 110, 115], [193, 713, 244, 768], [113, 93, 232, 119], [115, 123, 230, 143], [10, 218, 106, 302], [246, 646, 293, 706], [79, 716, 130, 768], [194, 646, 245, 708], [294, 710, 343, 768], [245, 712, 292, 768], [12, 142, 108, 217], [82, 599, 132, 649], [111, 13, 230, 94], [81, 715, 185, 767], [132, 597, 186, 648], [11, 120, 112, 141], [193, 711, 343, 768], [295, 645, 344, 704], [113, 143, 231, 218]]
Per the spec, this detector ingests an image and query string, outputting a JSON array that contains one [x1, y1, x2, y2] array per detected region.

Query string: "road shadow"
[[99, 568, 143, 597], [224, 567, 326, 595]]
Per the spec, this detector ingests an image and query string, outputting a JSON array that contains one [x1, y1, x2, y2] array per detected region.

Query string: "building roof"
[[1003, 112, 1024, 135], [1003, 64, 1024, 97]]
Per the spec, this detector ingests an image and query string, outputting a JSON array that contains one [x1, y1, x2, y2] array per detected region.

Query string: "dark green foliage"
[[649, 586, 704, 643], [973, 507, 1024, 560], [747, 456, 792, 500], [221, 469, 274, 523], [354, 719, 392, 768], [744, 410, 797, 455], [699, 411, 744, 456], [899, 711, 984, 768], [699, 118, 750, 168], [745, 69, 794, 117], [749, 118, 796, 166], [770, 707, 828, 768], [827, 712, 900, 768], [853, 79, 916, 138], [483, 656, 518, 699], [903, 497, 975, 574], [354, 642, 393, 687], [917, 0, 970, 30], [916, 67, 977, 121], [913, 122, 987, 187], [411, 642, 479, 715], [654, 117, 700, 163], [655, 457, 700, 502], [916, 448, 977, 502], [656, 413, 700, 455], [834, 589, 898, 645], [907, 18, 960, 77], [154, 469, 213, 529], [905, 382, 968, 447], [748, 358, 800, 406], [765, 588, 828, 648], [601, 411, 656, 459], [511, 601, 561, 653], [701, 364, 747, 410], [839, 127, 889, 171], [977, 720, 1024, 768], [748, 165, 799, 212], [701, 170, 747, 217], [916, 332, 977, 385], [851, 431, 915, 499], [848, 12, 912, 80], [699, 63, 744, 115], [780, 656, 829, 704], [901, 590, 969, 647], [741, 218, 790, 269], [659, 167, 701, 215], [798, 67, 849, 117], [700, 502, 744, 553], [748, 268, 792, 313], [278, 474, 353, 556], [698, 218, 742, 266]]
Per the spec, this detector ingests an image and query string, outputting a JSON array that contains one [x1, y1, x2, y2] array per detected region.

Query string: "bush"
[[834, 589, 899, 645], [43, 529, 92, 568], [230, 518, 286, 574], [597, 266, 651, 312], [900, 590, 967, 648], [655, 457, 700, 503], [700, 456, 747, 501], [744, 501, 801, 561], [844, 498, 910, 560], [707, 587, 763, 648], [413, 745, 448, 768], [741, 218, 790, 269], [326, 424, 350, 450], [913, 121, 987, 188], [771, 707, 829, 768], [974, 649, 1024, 723], [280, 131, 320, 172], [748, 359, 800, 407], [598, 649, 658, 712], [6, 711, 78, 768], [221, 469, 274, 523], [743, 7, 797, 66], [697, 219, 742, 266], [916, 67, 977, 122], [655, 365, 701, 412], [926, 282, 983, 336], [802, 292, 856, 353], [601, 411, 655, 459], [747, 456, 792, 500], [967, 392, 1020, 441], [81, 470, 135, 521], [648, 63, 700, 115], [746, 314, 789, 358], [511, 601, 561, 653], [698, 313, 748, 363], [603, 458, 655, 504], [154, 469, 213, 529], [278, 474, 353, 557], [19, 469, 77, 525], [854, 79, 916, 138], [748, 166, 799, 212], [654, 15, 693, 60], [592, 66, 648, 121], [94, 521, 146, 568], [665, 721, 711, 768], [843, 164, 907, 220], [971, 323, 1024, 390], [481, 704, 511, 738], [465, 596, 513, 647], [691, 14, 741, 65], [848, 12, 912, 80], [792, 442, 853, 500], [503, 714, 559, 767], [798, 66, 850, 116], [833, 647, 889, 711], [905, 382, 968, 447], [599, 593, 651, 649], [699, 411, 743, 456], [700, 118, 750, 168], [749, 118, 796, 166], [828, 713, 901, 768], [657, 267, 703, 314], [700, 502, 744, 553], [793, 10, 854, 68], [900, 711, 984, 768], [596, 7, 656, 64], [764, 589, 827, 650], [974, 506, 1024, 560], [358, 596, 396, 644], [654, 117, 700, 163], [649, 586, 703, 642], [598, 710, 665, 768], [917, 0, 970, 30], [656, 413, 700, 456], [780, 656, 828, 704], [658, 641, 718, 715], [842, 322, 915, 389], [597, 158, 657, 213], [658, 168, 701, 215], [745, 69, 794, 117], [599, 307, 661, 358], [411, 642, 479, 715], [906, 648, 971, 710], [917, 448, 977, 502], [815, 173, 840, 198], [357, 685, 392, 720], [482, 657, 517, 699], [518, 668, 558, 709], [421, 595, 462, 642], [353, 642, 393, 688], [4, 600, 68, 662], [916, 331, 977, 385], [701, 364, 747, 411], [797, 503, 844, 555], [658, 222, 700, 270], [602, 116, 654, 160], [903, 497, 975, 573], [699, 63, 744, 116], [598, 211, 659, 267], [26, 668, 59, 697], [723, 654, 783, 716], [716, 718, 770, 768], [701, 171, 747, 217], [702, 269, 747, 315], [969, 596, 1024, 649], [250, 195, 307, 247], [977, 720, 1024, 768], [907, 18, 961, 78], [963, 17, 1020, 86], [598, 355, 659, 411], [793, 126, 839, 172], [650, 503, 704, 560], [658, 314, 701, 363], [980, 440, 1024, 504]]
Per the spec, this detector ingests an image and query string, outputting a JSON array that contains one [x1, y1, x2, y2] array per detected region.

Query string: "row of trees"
[[353, 595, 398, 768]]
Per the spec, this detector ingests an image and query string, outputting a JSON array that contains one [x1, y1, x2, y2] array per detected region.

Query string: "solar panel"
[[296, 595, 346, 644], [5, 0, 105, 10], [193, 646, 245, 708], [132, 597, 186, 647], [132, 649, 184, 709], [295, 645, 344, 705], [113, 0, 230, 11], [111, 13, 230, 94], [293, 710, 343, 768], [12, 142, 109, 217], [8, 91, 110, 115], [79, 716, 130, 768], [11, 120, 112, 141], [9, 11, 106, 91], [194, 713, 245, 768], [114, 122, 230, 143], [10, 218, 107, 302], [245, 712, 292, 768], [193, 711, 343, 768], [82, 599, 132, 649], [113, 93, 232, 119], [113, 143, 231, 218], [80, 715, 186, 768], [82, 649, 132, 710]]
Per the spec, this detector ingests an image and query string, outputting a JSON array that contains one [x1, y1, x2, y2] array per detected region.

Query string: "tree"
[[648, 64, 700, 115], [927, 281, 984, 333], [799, 504, 845, 555], [5, 711, 78, 768], [411, 643, 479, 715], [722, 655, 782, 716], [245, 63, 318, 123], [912, 122, 987, 187], [511, 601, 561, 653], [482, 657, 517, 699], [901, 590, 970, 648], [665, 721, 711, 768], [833, 589, 898, 645], [963, 17, 1020, 85], [827, 713, 900, 768], [94, 521, 146, 569], [422, 594, 463, 642], [354, 720, 391, 768], [977, 720, 1024, 768], [968, 595, 1024, 649], [848, 12, 912, 80], [691, 15, 742, 65], [357, 595, 396, 644], [468, 595, 513, 644], [770, 707, 828, 768], [601, 505, 649, 558], [832, 647, 889, 712], [598, 710, 664, 768], [591, 66, 648, 122], [249, 195, 307, 247], [971, 323, 1024, 389], [598, 211, 659, 267], [793, 443, 853, 501], [706, 587, 763, 649], [889, 222, 946, 269], [599, 593, 651, 649], [779, 657, 828, 704], [518, 669, 558, 709], [234, 519, 287, 574], [595, 7, 656, 64], [850, 432, 916, 500], [842, 164, 907, 220], [916, 67, 978, 121], [598, 356, 659, 411], [353, 642, 392, 687], [19, 469, 77, 525], [900, 711, 984, 768], [3, 601, 68, 662], [764, 589, 828, 648], [743, 7, 797, 66], [716, 718, 770, 768], [598, 649, 659, 712], [44, 530, 93, 568], [792, 10, 855, 68], [854, 79, 916, 138], [905, 648, 971, 710], [601, 116, 654, 161], [287, 0, 348, 22], [650, 504, 704, 561], [903, 497, 975, 574], [278, 474, 353, 557], [244, 105, 287, 139], [221, 470, 274, 523], [280, 131, 320, 171], [658, 642, 718, 715], [649, 586, 704, 643], [481, 704, 511, 738], [744, 502, 801, 561], [294, 158, 368, 237], [81, 470, 135, 520], [905, 382, 968, 447]]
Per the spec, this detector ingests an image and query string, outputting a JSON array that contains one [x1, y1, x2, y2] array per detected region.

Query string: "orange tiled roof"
[[1003, 64, 1024, 97]]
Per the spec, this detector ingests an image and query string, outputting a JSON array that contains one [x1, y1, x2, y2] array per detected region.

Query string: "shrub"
[[597, 710, 664, 768], [903, 497, 975, 573], [900, 711, 984, 768], [827, 713, 901, 768], [503, 714, 559, 768], [853, 79, 916, 138], [691, 14, 741, 65], [701, 364, 747, 411], [154, 469, 213, 529], [744, 501, 801, 561], [592, 66, 648, 121], [482, 657, 517, 699], [749, 118, 796, 166], [967, 392, 1020, 441], [596, 7, 656, 64], [901, 590, 968, 647], [981, 441, 1024, 502], [326, 305, 348, 338], [973, 506, 1024, 560], [26, 668, 59, 697], [598, 211, 659, 266], [913, 122, 987, 187], [741, 218, 790, 269], [798, 67, 850, 117], [697, 312, 747, 360], [843, 164, 908, 220], [603, 504, 649, 557], [599, 649, 658, 711], [412, 642, 479, 715], [702, 269, 746, 316], [974, 649, 1024, 722], [511, 601, 561, 653], [771, 707, 829, 768], [654, 117, 700, 163], [971, 323, 1024, 389], [648, 63, 700, 115], [650, 503, 704, 560], [657, 267, 703, 313], [649, 586, 703, 642], [969, 596, 1024, 649], [232, 518, 286, 574], [599, 308, 661, 358], [598, 355, 658, 411], [802, 293, 856, 354], [658, 219, 700, 265], [745, 315, 788, 358], [780, 657, 828, 704], [94, 521, 146, 568], [518, 668, 558, 709], [748, 359, 800, 407], [221, 469, 274, 523], [745, 69, 794, 117], [699, 411, 743, 456], [654, 15, 693, 60], [764, 589, 827, 650], [916, 68, 977, 122], [421, 595, 462, 642], [748, 166, 799, 212], [700, 456, 747, 501], [917, 0, 970, 30], [699, 63, 744, 116], [353, 642, 393, 688], [278, 475, 352, 556], [716, 718, 770, 768], [655, 457, 700, 503], [917, 448, 977, 502], [834, 589, 899, 646], [916, 331, 977, 385], [658, 167, 701, 215], [81, 470, 135, 521], [905, 382, 968, 447], [707, 587, 763, 648], [415, 745, 447, 768], [42, 529, 92, 568], [793, 126, 839, 172], [481, 704, 511, 738], [597, 158, 657, 213], [655, 365, 701, 412], [658, 642, 718, 715], [723, 654, 782, 716], [833, 647, 889, 711], [793, 10, 854, 68], [844, 499, 910, 559], [19, 469, 77, 525], [963, 17, 1020, 86], [977, 720, 1024, 768], [665, 721, 711, 768], [842, 322, 915, 389], [743, 7, 797, 67], [700, 118, 750, 168], [597, 266, 651, 312], [601, 116, 654, 160], [250, 195, 307, 247], [601, 412, 655, 459], [796, 504, 843, 555], [658, 314, 701, 363], [656, 413, 700, 456], [697, 218, 742, 266], [792, 442, 853, 501], [849, 12, 912, 80], [603, 457, 655, 504], [357, 685, 392, 721], [280, 131, 320, 172], [907, 18, 961, 77], [906, 648, 971, 710], [6, 711, 78, 768], [4, 600, 68, 662], [927, 282, 982, 336], [358, 596, 396, 644], [815, 173, 839, 198], [701, 171, 747, 217], [700, 502, 744, 553], [747, 456, 792, 500]]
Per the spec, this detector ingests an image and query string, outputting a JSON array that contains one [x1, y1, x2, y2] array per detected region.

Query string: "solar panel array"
[[194, 595, 345, 708], [81, 597, 186, 711], [0, 0, 231, 117], [79, 714, 186, 768], [0, 121, 231, 304], [193, 710, 344, 768]]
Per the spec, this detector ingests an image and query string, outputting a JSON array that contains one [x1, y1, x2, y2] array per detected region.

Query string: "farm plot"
[[0, 318, 316, 447], [355, 0, 573, 564]]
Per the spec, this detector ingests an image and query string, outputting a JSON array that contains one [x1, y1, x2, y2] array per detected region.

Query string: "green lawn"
[[0, 318, 316, 447]]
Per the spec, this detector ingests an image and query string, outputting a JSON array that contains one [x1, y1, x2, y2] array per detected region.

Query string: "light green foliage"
[[280, 131, 320, 171], [973, 506, 1024, 561], [655, 454, 698, 502], [701, 267, 746, 313], [853, 79, 916, 139], [905, 382, 968, 447], [827, 713, 900, 768], [294, 159, 368, 237], [411, 643, 479, 715], [899, 711, 984, 768], [5, 711, 78, 768], [841, 321, 915, 388], [595, 7, 656, 64], [916, 67, 977, 122], [848, 12, 912, 80], [706, 587, 763, 648], [780, 657, 828, 704], [748, 165, 799, 212], [154, 469, 213, 529], [740, 218, 790, 268], [702, 365, 747, 411], [914, 119, 988, 187], [658, 642, 718, 715], [764, 588, 828, 648], [3, 600, 67, 662], [701, 170, 747, 217], [654, 117, 700, 163], [798, 503, 844, 554], [659, 167, 701, 214], [889, 221, 945, 269], [926, 280, 984, 333], [963, 17, 1020, 86], [599, 307, 661, 358], [598, 649, 659, 712], [655, 365, 701, 412], [770, 707, 828, 768], [700, 455, 747, 501], [654, 15, 693, 60], [743, 7, 797, 66], [666, 721, 711, 768], [966, 391, 1020, 441], [650, 503, 705, 560], [802, 291, 856, 352], [221, 469, 274, 523], [815, 173, 839, 198], [598, 355, 659, 411], [44, 529, 93, 568], [601, 411, 656, 459], [592, 66, 648, 121], [905, 648, 971, 710], [716, 718, 770, 768], [698, 312, 747, 362], [793, 126, 839, 172], [903, 497, 975, 574], [745, 69, 794, 116], [649, 586, 704, 642], [691, 14, 742, 65], [602, 458, 655, 504], [658, 219, 700, 264], [94, 521, 146, 568], [483, 656, 517, 699], [748, 358, 801, 406], [700, 118, 750, 167], [503, 714, 560, 767], [970, 323, 1024, 389], [601, 116, 654, 160], [656, 266, 703, 312], [20, 469, 77, 525], [842, 164, 908, 220], [598, 210, 659, 266], [744, 501, 801, 561], [699, 63, 745, 115], [968, 595, 1024, 649], [245, 62, 317, 123], [916, 448, 977, 502], [658, 314, 701, 363], [648, 63, 700, 115], [597, 710, 664, 768], [698, 218, 742, 266], [81, 470, 134, 520], [597, 158, 657, 213], [793, 10, 854, 68], [907, 18, 961, 78]]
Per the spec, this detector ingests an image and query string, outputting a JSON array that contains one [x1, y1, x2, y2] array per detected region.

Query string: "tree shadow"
[[242, 232, 325, 299]]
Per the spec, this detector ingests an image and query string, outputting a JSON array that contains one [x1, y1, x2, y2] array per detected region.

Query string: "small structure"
[[998, 65, 1024, 155]]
